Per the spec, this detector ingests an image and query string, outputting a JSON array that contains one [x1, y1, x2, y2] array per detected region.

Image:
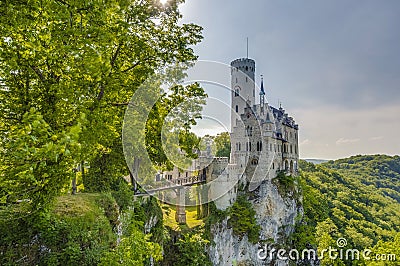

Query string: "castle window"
[[246, 77, 248, 82], [236, 77, 238, 83], [290, 145, 293, 154], [272, 163, 275, 169], [249, 142, 252, 151], [235, 105, 238, 113], [251, 158, 258, 165], [239, 143, 241, 151], [246, 66, 248, 71], [256, 141, 262, 151], [234, 88, 239, 97]]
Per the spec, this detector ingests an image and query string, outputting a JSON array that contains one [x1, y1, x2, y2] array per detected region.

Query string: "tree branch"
[[29, 65, 44, 81], [110, 102, 129, 106], [122, 61, 141, 73], [111, 44, 122, 68]]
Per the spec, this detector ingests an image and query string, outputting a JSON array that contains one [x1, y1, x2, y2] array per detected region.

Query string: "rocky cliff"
[[208, 177, 302, 266]]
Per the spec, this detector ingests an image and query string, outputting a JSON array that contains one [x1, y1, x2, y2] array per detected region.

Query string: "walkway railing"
[[134, 173, 207, 196]]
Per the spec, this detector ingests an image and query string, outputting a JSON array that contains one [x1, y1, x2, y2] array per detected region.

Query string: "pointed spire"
[[259, 75, 265, 95]]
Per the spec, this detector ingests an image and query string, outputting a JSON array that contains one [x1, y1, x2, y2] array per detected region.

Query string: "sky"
[[177, 0, 400, 160]]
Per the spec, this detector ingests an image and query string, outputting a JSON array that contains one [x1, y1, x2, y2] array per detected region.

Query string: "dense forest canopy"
[[294, 155, 400, 265]]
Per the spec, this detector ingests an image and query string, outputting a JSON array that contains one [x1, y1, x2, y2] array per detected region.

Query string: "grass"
[[54, 193, 102, 217], [161, 204, 204, 231]]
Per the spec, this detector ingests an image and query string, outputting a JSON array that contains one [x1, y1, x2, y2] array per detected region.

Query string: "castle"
[[161, 57, 300, 211], [210, 57, 300, 209], [229, 57, 299, 181]]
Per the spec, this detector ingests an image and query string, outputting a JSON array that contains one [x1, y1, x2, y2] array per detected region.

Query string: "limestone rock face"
[[208, 180, 303, 266]]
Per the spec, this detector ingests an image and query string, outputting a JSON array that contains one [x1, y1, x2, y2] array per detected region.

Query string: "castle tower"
[[230, 58, 255, 131]]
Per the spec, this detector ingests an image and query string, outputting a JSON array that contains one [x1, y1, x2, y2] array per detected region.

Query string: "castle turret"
[[230, 58, 255, 131]]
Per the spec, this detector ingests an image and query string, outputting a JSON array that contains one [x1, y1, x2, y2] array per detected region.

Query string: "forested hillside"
[[294, 155, 400, 265]]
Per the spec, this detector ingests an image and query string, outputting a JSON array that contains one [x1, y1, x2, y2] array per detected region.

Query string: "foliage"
[[369, 232, 400, 265], [272, 170, 297, 198], [111, 178, 135, 212], [0, 193, 117, 265], [100, 207, 162, 266], [213, 132, 231, 158], [0, 109, 82, 216], [173, 233, 212, 266], [228, 196, 260, 244], [293, 156, 400, 265], [145, 83, 206, 170], [0, 0, 204, 207], [203, 201, 228, 241]]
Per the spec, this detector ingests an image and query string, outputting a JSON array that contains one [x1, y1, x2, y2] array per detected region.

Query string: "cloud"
[[336, 138, 361, 145], [369, 136, 383, 141], [299, 139, 310, 146]]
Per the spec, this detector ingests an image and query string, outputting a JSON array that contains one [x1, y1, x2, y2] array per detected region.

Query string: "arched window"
[[260, 141, 262, 151], [251, 158, 258, 165], [235, 105, 238, 113], [234, 88, 239, 97]]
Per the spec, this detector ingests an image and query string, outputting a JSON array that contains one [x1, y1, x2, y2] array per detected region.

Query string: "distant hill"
[[292, 155, 400, 264], [303, 158, 330, 164]]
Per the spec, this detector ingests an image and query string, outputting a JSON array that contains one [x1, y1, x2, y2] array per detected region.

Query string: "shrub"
[[228, 196, 260, 244]]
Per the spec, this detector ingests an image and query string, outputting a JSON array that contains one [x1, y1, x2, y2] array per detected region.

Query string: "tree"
[[228, 195, 260, 243], [0, 1, 204, 262], [213, 132, 231, 158], [0, 0, 203, 206], [145, 83, 206, 171], [174, 233, 212, 266]]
